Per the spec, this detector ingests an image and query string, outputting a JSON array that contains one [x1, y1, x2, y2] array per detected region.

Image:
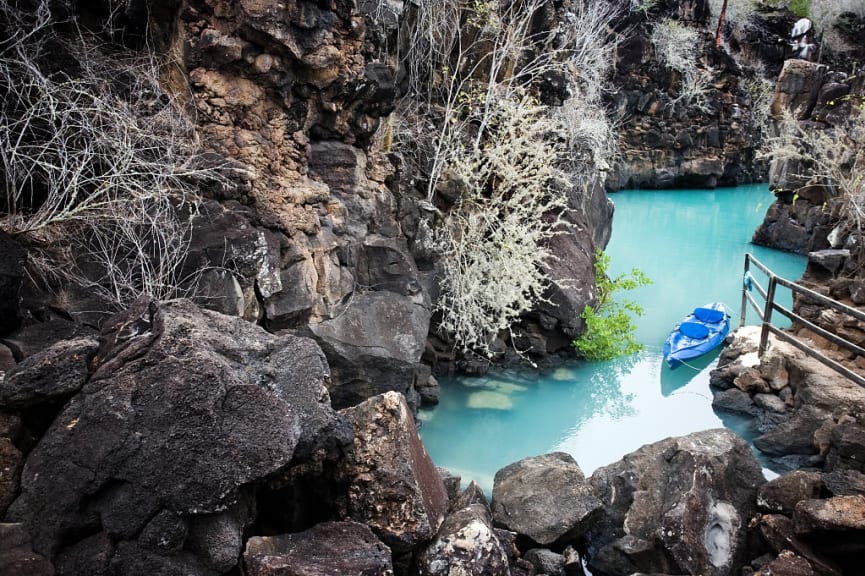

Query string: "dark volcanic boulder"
[[6, 299, 348, 571], [0, 523, 54, 576], [793, 495, 865, 565], [523, 548, 566, 576], [0, 437, 22, 518], [587, 428, 765, 576], [0, 337, 98, 409], [243, 521, 393, 576], [535, 180, 612, 345], [336, 391, 448, 554], [491, 452, 602, 547], [753, 405, 828, 457], [757, 470, 824, 516], [753, 513, 842, 576], [760, 550, 815, 576]]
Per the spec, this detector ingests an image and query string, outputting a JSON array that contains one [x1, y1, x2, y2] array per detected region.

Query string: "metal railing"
[[740, 253, 865, 388]]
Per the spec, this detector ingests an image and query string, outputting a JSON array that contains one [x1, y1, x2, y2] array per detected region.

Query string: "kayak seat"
[[693, 306, 725, 323], [679, 321, 710, 339]]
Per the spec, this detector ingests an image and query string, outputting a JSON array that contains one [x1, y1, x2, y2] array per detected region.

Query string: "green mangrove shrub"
[[573, 251, 652, 361]]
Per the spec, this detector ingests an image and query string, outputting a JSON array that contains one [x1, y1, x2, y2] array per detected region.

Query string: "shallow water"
[[418, 184, 807, 493]]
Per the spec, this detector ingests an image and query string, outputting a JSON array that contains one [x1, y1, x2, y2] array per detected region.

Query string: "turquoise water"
[[418, 184, 807, 493]]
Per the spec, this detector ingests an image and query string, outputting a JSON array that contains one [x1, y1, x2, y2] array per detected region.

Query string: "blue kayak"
[[663, 302, 730, 369]]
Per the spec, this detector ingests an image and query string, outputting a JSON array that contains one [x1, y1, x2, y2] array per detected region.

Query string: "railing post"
[[760, 275, 777, 356], [740, 254, 750, 328]]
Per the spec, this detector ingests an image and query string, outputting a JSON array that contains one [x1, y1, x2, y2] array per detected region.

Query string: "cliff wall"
[[0, 0, 612, 407], [607, 1, 794, 190]]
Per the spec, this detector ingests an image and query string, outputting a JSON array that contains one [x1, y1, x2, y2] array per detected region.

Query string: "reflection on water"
[[659, 353, 717, 397], [419, 185, 806, 494]]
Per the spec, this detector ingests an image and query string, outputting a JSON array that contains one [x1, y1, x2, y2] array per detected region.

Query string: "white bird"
[[790, 17, 812, 44], [789, 18, 814, 60]]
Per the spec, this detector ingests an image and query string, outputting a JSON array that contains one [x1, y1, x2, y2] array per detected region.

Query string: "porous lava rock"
[[587, 428, 765, 576], [243, 521, 393, 576], [336, 391, 448, 554], [5, 298, 348, 573], [415, 503, 510, 576], [0, 337, 98, 410]]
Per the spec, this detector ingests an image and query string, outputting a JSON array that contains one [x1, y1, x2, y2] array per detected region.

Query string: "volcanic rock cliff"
[[0, 0, 617, 408], [605, 0, 791, 190]]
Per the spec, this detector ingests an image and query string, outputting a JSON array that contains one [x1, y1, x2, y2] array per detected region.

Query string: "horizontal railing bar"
[[749, 275, 768, 300], [747, 254, 775, 277], [766, 325, 865, 388], [774, 276, 865, 324], [769, 301, 865, 358]]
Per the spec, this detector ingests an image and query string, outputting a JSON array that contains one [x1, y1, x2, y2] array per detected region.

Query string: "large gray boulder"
[[6, 299, 349, 572], [587, 429, 766, 576], [336, 391, 448, 554], [243, 521, 393, 576], [491, 452, 602, 547], [310, 292, 430, 409]]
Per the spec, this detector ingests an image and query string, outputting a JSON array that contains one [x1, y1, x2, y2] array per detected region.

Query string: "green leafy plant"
[[573, 251, 652, 361]]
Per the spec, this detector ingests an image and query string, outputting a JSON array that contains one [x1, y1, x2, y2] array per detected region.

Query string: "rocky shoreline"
[[2, 299, 864, 576]]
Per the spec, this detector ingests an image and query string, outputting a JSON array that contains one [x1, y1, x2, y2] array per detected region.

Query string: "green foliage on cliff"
[[573, 251, 652, 361], [787, 0, 810, 18]]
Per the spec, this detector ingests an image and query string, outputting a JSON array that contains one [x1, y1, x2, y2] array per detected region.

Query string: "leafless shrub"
[[810, 0, 865, 34], [650, 18, 714, 113], [743, 76, 776, 141], [761, 103, 865, 244], [376, 0, 622, 353], [707, 0, 759, 35], [432, 93, 570, 353], [0, 0, 224, 306]]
